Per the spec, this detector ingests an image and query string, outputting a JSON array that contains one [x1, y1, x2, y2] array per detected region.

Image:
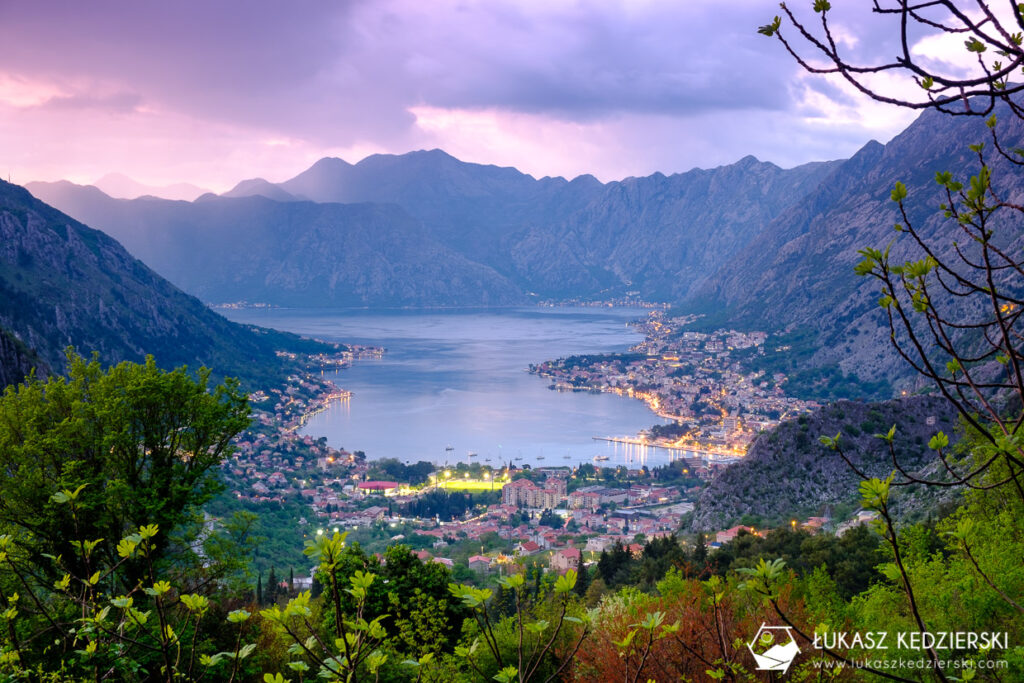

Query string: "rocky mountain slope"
[[693, 106, 1024, 385], [0, 180, 324, 387], [0, 325, 46, 389], [28, 152, 839, 306], [689, 396, 958, 531], [24, 186, 525, 307]]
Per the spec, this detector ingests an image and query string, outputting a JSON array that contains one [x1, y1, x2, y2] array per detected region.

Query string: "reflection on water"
[[222, 307, 687, 469]]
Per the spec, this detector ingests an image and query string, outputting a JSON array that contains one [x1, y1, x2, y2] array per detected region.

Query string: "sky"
[[0, 0, 971, 194]]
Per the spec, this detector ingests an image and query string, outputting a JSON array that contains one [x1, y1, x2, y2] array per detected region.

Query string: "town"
[[215, 319, 861, 587], [530, 311, 821, 457]]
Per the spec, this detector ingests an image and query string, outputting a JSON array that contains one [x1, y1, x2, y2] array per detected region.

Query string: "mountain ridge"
[[0, 179, 326, 388], [28, 151, 840, 307]]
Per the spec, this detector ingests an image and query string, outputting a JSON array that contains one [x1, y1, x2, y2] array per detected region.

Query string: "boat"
[[537, 455, 545, 460], [468, 452, 478, 458], [593, 455, 610, 461], [445, 445, 454, 452]]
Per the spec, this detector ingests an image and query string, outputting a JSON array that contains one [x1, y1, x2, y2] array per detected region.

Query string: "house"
[[585, 536, 614, 553], [549, 547, 581, 573], [468, 555, 492, 574], [715, 525, 755, 544], [516, 541, 541, 556]]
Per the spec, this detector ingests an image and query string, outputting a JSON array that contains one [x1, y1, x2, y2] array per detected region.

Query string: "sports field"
[[436, 478, 504, 491]]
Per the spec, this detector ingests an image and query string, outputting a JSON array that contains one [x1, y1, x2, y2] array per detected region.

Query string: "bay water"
[[222, 306, 684, 470]]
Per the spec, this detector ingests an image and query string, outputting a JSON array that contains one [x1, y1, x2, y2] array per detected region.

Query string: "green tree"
[[0, 352, 249, 584]]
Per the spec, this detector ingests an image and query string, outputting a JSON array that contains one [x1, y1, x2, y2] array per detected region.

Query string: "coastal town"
[[530, 311, 821, 457], [216, 311, 852, 584]]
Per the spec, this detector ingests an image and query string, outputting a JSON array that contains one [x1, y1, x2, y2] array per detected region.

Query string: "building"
[[516, 540, 541, 556], [715, 525, 755, 544], [502, 479, 538, 506], [468, 555, 492, 574], [358, 481, 400, 496], [502, 478, 564, 509], [549, 546, 581, 573]]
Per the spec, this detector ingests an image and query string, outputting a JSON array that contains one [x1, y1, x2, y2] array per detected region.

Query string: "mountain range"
[[27, 151, 840, 307], [0, 180, 329, 390], [20, 104, 1024, 392]]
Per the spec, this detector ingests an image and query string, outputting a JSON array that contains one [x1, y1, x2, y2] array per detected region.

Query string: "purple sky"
[[1, 1, 957, 193]]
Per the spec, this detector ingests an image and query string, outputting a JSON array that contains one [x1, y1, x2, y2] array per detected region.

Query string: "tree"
[[573, 552, 590, 598], [752, 4, 1024, 679], [0, 352, 249, 584], [759, 1, 1024, 119], [449, 570, 590, 683]]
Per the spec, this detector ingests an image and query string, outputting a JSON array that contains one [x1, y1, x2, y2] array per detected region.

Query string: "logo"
[[747, 623, 801, 673]]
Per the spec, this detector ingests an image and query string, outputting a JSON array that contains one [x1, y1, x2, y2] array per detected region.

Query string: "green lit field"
[[436, 478, 505, 491]]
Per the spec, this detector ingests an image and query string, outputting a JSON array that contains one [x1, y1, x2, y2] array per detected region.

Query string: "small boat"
[[445, 445, 454, 452], [593, 455, 610, 461], [468, 452, 478, 458], [537, 455, 545, 460]]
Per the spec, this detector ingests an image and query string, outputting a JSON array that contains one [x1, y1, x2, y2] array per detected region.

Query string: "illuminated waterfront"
[[223, 306, 682, 468]]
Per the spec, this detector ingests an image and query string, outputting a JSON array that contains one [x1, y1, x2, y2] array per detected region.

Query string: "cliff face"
[[0, 326, 45, 390], [692, 106, 1024, 385], [689, 396, 958, 531]]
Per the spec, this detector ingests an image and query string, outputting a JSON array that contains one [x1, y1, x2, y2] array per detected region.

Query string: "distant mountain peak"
[[93, 173, 209, 201], [222, 177, 300, 202]]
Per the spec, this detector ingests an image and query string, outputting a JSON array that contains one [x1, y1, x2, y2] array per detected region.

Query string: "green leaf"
[[554, 569, 577, 594], [181, 594, 209, 612], [928, 432, 949, 450], [143, 581, 172, 597], [890, 181, 908, 202], [873, 425, 896, 443], [758, 16, 781, 37], [494, 666, 519, 683], [921, 75, 934, 90], [227, 609, 251, 623], [813, 0, 831, 12], [965, 37, 987, 53], [116, 538, 137, 558]]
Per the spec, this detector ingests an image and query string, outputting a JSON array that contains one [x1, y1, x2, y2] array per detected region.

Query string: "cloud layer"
[[0, 1, 926, 190]]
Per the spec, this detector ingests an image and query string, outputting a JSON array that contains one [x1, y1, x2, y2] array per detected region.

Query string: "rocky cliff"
[[0, 325, 46, 389], [689, 396, 958, 531]]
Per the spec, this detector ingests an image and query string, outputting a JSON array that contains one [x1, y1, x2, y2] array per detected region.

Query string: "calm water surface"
[[223, 307, 685, 469]]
